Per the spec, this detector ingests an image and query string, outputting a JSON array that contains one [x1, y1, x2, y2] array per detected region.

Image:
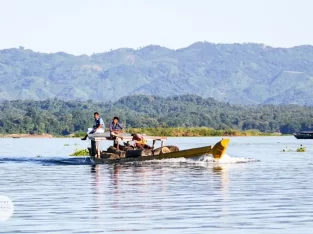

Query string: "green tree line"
[[0, 95, 312, 135]]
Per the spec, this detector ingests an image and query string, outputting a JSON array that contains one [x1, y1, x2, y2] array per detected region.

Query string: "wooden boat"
[[87, 132, 230, 164], [293, 131, 313, 139]]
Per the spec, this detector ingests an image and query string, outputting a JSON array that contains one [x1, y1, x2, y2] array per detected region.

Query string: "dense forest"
[[0, 95, 312, 135]]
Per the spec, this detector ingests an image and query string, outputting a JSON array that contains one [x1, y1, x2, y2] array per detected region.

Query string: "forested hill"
[[0, 95, 312, 135], [1, 43, 313, 105]]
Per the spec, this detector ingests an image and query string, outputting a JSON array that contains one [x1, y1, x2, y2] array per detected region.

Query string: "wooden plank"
[[91, 140, 97, 156], [88, 132, 167, 142], [89, 136, 167, 142]]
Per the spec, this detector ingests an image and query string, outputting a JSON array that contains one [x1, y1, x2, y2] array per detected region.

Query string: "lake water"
[[0, 136, 313, 234]]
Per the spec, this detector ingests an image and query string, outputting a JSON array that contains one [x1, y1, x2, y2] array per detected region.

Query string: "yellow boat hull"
[[90, 138, 230, 164]]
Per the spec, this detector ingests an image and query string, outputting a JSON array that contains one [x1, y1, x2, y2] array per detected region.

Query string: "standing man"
[[81, 112, 105, 140]]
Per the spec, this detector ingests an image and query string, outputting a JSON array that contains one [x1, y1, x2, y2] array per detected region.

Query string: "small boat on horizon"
[[293, 131, 313, 139]]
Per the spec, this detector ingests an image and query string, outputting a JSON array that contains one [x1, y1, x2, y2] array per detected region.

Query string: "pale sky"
[[0, 0, 312, 55]]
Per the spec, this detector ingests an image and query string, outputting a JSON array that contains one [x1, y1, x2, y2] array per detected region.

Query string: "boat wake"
[[0, 156, 92, 166], [138, 154, 258, 165], [0, 154, 258, 166]]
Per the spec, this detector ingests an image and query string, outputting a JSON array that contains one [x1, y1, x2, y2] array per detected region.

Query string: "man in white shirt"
[[81, 112, 105, 140]]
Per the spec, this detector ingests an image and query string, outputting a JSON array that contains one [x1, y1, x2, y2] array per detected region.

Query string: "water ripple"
[[1, 137, 313, 233]]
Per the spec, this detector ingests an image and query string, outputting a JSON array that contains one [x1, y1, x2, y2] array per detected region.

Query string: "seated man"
[[109, 117, 124, 149], [131, 134, 152, 149], [81, 112, 105, 140], [109, 117, 124, 137]]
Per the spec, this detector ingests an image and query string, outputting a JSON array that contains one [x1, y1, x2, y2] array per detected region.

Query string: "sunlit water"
[[1, 136, 313, 233]]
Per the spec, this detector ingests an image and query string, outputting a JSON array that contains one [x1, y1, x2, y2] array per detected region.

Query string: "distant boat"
[[12, 136, 20, 139], [293, 131, 313, 139]]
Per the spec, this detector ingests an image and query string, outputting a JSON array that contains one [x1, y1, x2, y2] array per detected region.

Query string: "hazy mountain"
[[0, 42, 313, 105]]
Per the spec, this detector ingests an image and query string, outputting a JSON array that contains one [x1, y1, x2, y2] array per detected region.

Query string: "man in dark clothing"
[[81, 112, 105, 140]]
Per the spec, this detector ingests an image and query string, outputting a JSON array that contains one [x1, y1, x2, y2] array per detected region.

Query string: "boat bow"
[[211, 138, 230, 159]]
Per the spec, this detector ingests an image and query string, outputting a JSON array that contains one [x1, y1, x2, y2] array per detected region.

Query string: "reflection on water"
[[212, 165, 229, 218], [1, 137, 313, 233], [91, 164, 102, 224]]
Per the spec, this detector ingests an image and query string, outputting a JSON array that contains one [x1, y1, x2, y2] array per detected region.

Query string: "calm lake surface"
[[1, 136, 313, 234]]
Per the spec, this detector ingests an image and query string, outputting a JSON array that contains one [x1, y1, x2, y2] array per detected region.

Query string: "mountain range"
[[1, 42, 313, 105]]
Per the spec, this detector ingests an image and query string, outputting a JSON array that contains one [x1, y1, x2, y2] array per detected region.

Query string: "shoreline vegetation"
[[0, 133, 53, 138], [1, 127, 285, 138], [1, 96, 312, 136], [125, 128, 283, 137]]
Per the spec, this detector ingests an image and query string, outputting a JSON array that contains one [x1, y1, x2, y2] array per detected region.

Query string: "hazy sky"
[[1, 0, 312, 55]]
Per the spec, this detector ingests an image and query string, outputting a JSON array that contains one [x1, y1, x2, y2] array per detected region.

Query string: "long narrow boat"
[[87, 132, 230, 164], [293, 131, 313, 139]]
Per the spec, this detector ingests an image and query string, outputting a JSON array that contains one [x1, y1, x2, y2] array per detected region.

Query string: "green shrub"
[[282, 145, 307, 152], [70, 148, 89, 156], [296, 145, 306, 152]]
